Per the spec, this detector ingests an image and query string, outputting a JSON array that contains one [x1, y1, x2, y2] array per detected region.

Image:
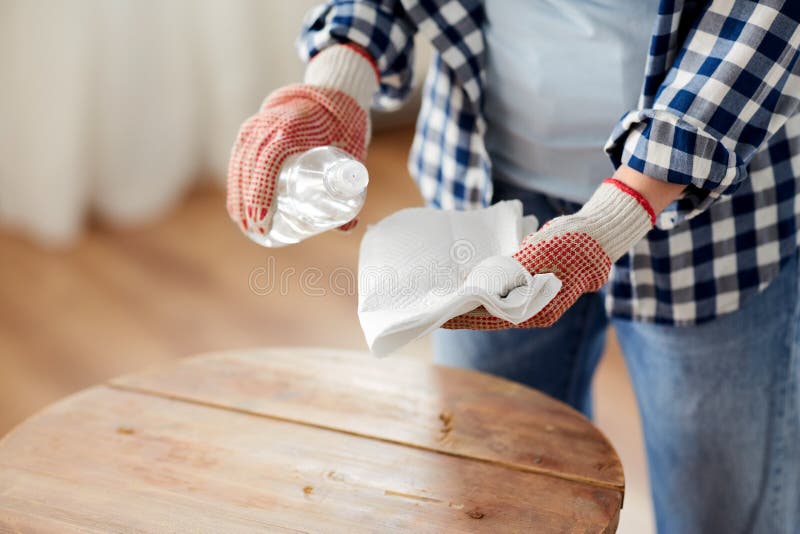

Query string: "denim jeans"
[[433, 180, 800, 534]]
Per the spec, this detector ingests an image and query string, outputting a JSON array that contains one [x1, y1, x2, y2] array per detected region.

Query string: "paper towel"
[[358, 200, 562, 356]]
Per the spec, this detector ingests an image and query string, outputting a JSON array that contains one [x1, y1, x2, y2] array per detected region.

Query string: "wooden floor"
[[0, 127, 654, 533]]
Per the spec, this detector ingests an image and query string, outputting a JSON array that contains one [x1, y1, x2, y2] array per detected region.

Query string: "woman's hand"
[[227, 45, 377, 235], [444, 173, 673, 329]]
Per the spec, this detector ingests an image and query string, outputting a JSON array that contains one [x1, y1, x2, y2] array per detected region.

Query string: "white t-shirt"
[[484, 0, 659, 203]]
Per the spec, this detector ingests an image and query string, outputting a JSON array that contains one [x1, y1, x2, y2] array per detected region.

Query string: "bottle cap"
[[328, 159, 369, 197]]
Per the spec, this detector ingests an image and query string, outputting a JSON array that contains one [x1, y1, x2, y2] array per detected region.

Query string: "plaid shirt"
[[299, 0, 800, 325]]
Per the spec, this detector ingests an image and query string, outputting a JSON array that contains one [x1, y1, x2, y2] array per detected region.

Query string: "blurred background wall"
[[0, 2, 653, 532]]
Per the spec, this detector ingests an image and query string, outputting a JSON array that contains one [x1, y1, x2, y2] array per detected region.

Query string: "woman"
[[227, 1, 800, 532]]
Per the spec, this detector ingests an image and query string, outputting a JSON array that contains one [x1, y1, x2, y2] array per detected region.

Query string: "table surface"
[[0, 348, 624, 533]]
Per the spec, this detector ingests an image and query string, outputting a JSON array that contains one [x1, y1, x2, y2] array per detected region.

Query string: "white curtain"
[[0, 0, 339, 245]]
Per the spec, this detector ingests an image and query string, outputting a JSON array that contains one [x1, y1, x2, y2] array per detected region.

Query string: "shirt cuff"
[[604, 109, 747, 228]]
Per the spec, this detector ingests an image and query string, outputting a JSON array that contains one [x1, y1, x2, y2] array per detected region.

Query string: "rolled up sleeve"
[[297, 0, 418, 111], [606, 1, 800, 210]]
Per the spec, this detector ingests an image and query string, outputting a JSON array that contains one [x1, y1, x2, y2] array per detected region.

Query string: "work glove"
[[227, 44, 379, 234], [443, 179, 656, 329]]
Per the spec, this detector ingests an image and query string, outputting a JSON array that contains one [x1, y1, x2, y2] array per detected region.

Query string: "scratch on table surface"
[[384, 489, 444, 504]]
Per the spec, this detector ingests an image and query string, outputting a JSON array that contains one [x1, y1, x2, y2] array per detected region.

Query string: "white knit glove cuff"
[[304, 44, 378, 112], [530, 179, 655, 262]]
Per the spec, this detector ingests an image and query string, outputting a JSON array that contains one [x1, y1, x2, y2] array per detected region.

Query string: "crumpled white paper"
[[358, 200, 562, 356]]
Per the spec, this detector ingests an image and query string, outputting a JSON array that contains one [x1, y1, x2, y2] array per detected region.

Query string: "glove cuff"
[[304, 44, 379, 112], [576, 179, 655, 261], [529, 179, 655, 263]]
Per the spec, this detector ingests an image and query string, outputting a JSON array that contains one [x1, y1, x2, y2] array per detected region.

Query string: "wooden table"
[[0, 348, 624, 533]]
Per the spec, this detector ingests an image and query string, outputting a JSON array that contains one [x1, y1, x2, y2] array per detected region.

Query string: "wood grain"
[[111, 348, 624, 491], [0, 351, 623, 533]]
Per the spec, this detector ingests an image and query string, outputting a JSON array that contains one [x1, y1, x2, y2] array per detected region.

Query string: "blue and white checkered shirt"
[[299, 0, 800, 325]]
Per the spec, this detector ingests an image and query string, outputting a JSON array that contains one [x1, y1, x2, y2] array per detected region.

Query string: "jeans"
[[433, 180, 800, 534]]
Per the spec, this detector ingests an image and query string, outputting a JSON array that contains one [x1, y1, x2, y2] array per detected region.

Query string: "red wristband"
[[602, 178, 656, 225]]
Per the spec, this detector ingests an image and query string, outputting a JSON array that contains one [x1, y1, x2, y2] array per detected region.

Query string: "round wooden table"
[[0, 348, 624, 533]]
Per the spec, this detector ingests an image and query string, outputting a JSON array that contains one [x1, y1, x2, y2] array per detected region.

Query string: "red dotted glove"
[[227, 45, 378, 235], [443, 179, 656, 329]]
